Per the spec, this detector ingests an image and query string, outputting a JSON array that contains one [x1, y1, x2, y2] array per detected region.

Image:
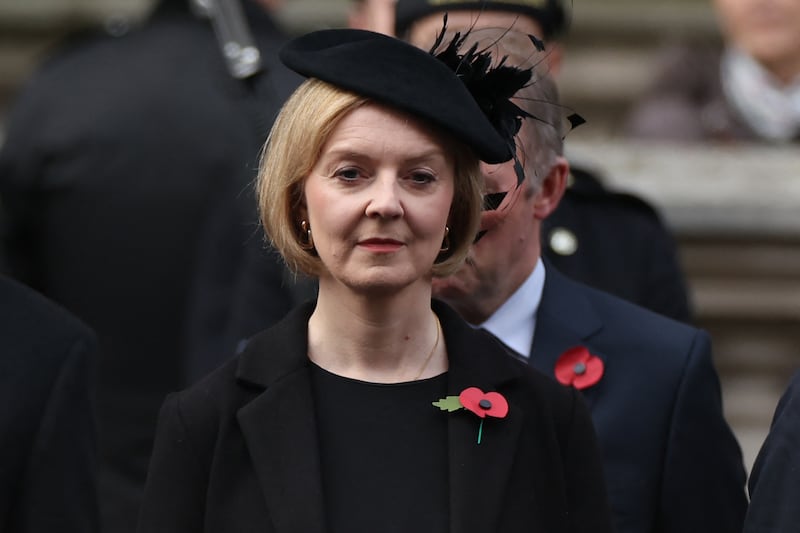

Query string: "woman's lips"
[[358, 238, 404, 252]]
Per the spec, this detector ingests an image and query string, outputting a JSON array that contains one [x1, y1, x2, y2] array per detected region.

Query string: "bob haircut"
[[257, 78, 483, 278]]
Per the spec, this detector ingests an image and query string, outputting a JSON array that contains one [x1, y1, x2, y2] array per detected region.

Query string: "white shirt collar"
[[479, 259, 545, 359]]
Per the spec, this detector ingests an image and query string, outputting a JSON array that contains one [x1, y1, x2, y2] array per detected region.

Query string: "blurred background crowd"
[[0, 0, 798, 530]]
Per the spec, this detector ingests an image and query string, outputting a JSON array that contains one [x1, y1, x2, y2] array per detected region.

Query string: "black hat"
[[395, 0, 568, 40], [280, 28, 530, 164]]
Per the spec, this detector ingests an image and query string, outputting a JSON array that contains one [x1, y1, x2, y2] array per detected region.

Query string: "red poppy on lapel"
[[554, 346, 604, 390], [433, 387, 509, 444], [458, 387, 509, 418]]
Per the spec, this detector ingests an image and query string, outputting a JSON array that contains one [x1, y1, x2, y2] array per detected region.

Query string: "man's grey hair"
[[514, 73, 564, 193]]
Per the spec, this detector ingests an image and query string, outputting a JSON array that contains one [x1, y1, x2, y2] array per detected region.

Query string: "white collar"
[[479, 259, 545, 359]]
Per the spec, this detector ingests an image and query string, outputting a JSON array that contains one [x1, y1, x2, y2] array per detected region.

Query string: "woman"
[[137, 28, 612, 533]]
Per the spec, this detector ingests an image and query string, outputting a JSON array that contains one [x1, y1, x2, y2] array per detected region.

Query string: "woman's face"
[[302, 103, 456, 295]]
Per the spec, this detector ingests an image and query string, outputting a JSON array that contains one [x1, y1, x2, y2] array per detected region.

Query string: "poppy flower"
[[458, 387, 509, 418], [433, 387, 508, 444], [554, 346, 604, 390]]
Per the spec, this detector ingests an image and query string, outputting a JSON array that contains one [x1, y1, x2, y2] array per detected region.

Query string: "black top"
[[310, 364, 449, 533]]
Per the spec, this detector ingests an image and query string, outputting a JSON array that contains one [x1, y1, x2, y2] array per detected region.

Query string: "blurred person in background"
[[1, 276, 98, 533], [387, 4, 747, 532], [393, 0, 694, 323], [745, 368, 800, 532], [348, 0, 397, 35], [0, 0, 299, 530], [626, 0, 800, 143]]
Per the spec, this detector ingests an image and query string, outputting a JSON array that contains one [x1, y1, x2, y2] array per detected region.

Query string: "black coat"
[[745, 369, 800, 532], [137, 301, 613, 533], [0, 276, 98, 533], [0, 3, 300, 530]]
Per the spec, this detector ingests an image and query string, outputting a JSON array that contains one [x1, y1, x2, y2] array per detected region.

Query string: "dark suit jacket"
[[527, 266, 747, 533], [0, 276, 98, 533], [745, 369, 800, 532], [138, 301, 613, 533]]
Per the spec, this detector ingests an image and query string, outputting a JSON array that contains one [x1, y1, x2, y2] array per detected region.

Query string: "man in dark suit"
[[0, 1, 299, 530], [393, 0, 693, 324], [424, 41, 748, 533], [0, 276, 98, 533], [745, 369, 800, 532]]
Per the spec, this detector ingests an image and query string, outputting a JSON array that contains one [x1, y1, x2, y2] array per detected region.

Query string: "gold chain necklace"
[[412, 315, 442, 381]]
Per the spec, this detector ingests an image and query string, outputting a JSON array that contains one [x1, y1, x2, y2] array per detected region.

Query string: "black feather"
[[567, 113, 586, 130], [528, 34, 546, 52], [429, 16, 535, 168]]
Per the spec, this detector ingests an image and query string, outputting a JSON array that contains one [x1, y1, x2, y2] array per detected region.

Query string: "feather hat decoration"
[[427, 15, 585, 188], [428, 15, 537, 186]]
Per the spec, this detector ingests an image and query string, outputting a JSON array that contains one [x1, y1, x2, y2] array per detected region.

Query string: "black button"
[[478, 399, 492, 410], [573, 362, 587, 375]]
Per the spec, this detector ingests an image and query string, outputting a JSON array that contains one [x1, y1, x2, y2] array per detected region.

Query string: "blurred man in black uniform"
[[394, 0, 693, 323], [1, 276, 98, 533], [0, 1, 299, 530]]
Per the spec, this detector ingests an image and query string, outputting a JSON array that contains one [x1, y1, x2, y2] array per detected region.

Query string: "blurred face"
[[431, 128, 543, 323], [303, 104, 455, 295], [349, 0, 397, 34], [713, 0, 800, 80]]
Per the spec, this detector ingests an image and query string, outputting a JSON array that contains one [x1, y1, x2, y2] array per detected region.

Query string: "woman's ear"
[[533, 156, 569, 220]]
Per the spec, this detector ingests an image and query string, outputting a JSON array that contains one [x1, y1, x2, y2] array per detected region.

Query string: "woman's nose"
[[364, 175, 404, 218]]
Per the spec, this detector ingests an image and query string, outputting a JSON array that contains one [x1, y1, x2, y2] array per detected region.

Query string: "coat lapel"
[[435, 302, 525, 533], [530, 265, 606, 406], [235, 303, 327, 533], [232, 300, 540, 533]]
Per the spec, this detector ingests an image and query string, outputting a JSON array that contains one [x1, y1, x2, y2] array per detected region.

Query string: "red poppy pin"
[[554, 346, 604, 390], [433, 387, 509, 444]]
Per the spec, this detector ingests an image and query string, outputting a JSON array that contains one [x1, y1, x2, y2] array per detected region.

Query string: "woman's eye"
[[334, 168, 362, 181], [409, 171, 435, 185]]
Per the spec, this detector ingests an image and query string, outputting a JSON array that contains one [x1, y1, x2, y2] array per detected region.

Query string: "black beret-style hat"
[[395, 0, 568, 40], [279, 28, 524, 164]]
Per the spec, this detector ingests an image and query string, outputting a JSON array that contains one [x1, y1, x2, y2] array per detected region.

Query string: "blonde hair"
[[257, 78, 483, 278]]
